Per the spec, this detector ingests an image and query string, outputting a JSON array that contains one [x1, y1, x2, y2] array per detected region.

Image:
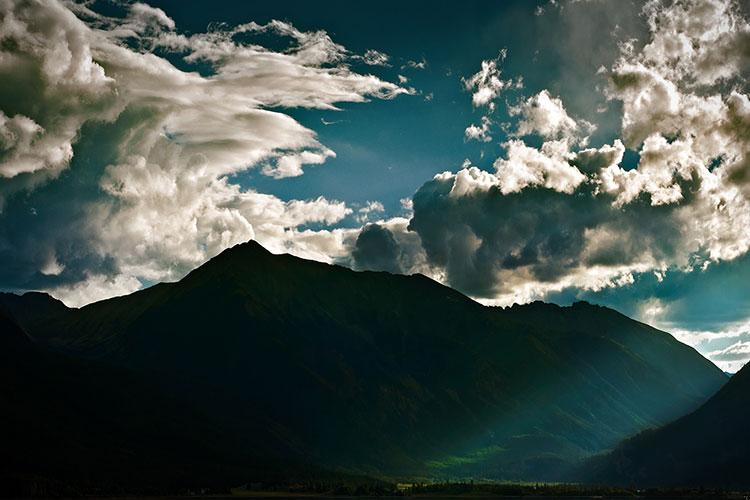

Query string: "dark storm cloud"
[[352, 223, 403, 274], [406, 172, 685, 298]]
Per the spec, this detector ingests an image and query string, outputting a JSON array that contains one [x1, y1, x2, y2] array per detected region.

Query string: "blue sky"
[[221, 0, 637, 213], [1, 0, 749, 370]]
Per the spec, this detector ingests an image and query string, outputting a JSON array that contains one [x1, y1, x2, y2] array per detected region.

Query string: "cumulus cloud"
[[0, 111, 72, 178], [0, 0, 118, 184], [352, 223, 403, 274], [494, 140, 587, 194], [510, 90, 595, 144], [394, 0, 750, 311], [47, 273, 143, 310], [4, 0, 750, 344], [350, 217, 432, 276], [0, 0, 407, 305], [408, 169, 679, 302], [639, 0, 750, 88]]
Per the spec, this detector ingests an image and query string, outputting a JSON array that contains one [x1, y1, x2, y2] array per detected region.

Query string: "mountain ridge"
[[0, 239, 728, 491]]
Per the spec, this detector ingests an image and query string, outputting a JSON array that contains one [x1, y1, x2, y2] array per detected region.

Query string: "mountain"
[[586, 361, 750, 488], [0, 310, 329, 497], [0, 240, 727, 490], [0, 309, 33, 351]]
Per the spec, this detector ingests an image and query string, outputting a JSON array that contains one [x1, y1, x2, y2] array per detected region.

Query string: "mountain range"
[[0, 240, 732, 493]]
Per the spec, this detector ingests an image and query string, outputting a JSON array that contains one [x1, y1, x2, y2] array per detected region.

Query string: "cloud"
[[47, 273, 143, 310], [407, 168, 679, 301], [361, 49, 390, 66], [262, 150, 335, 179], [709, 341, 750, 362], [0, 0, 406, 305], [462, 49, 517, 110], [354, 200, 385, 223], [639, 0, 750, 88], [0, 111, 72, 178], [396, 0, 750, 311], [402, 57, 427, 70], [352, 223, 403, 274], [3, 0, 750, 340], [494, 139, 586, 194], [461, 50, 523, 150], [0, 0, 118, 186], [349, 217, 432, 276], [510, 90, 595, 144], [464, 116, 493, 142]]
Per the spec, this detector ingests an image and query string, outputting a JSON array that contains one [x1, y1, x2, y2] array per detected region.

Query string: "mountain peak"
[[571, 300, 596, 308], [221, 239, 273, 257]]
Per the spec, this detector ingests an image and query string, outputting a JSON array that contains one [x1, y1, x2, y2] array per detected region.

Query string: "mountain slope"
[[1, 240, 727, 484], [587, 361, 750, 488], [0, 310, 329, 496]]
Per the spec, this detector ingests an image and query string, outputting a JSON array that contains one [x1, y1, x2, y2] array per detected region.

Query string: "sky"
[[1, 0, 750, 371]]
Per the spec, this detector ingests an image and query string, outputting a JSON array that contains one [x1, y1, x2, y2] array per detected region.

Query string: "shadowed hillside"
[[0, 310, 335, 496], [586, 360, 750, 488], [0, 240, 727, 491]]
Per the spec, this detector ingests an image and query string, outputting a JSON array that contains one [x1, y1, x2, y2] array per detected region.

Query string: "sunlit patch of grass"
[[425, 445, 506, 469]]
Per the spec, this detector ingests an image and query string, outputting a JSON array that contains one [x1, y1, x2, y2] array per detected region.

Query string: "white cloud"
[[48, 273, 143, 309], [354, 200, 385, 223], [464, 116, 493, 142], [401, 0, 750, 309], [510, 90, 595, 143], [40, 253, 65, 277], [462, 49, 517, 110], [640, 0, 750, 87], [575, 139, 625, 174], [0, 0, 407, 305], [448, 139, 586, 197], [494, 139, 586, 194], [0, 0, 117, 182], [402, 57, 427, 70], [641, 309, 750, 372], [0, 111, 72, 178], [4, 0, 750, 323], [361, 49, 390, 66], [709, 341, 750, 361], [262, 150, 335, 179]]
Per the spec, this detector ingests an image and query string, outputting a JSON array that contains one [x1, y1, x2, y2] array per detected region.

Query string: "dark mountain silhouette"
[[586, 361, 750, 488], [0, 240, 727, 491], [0, 310, 334, 496]]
